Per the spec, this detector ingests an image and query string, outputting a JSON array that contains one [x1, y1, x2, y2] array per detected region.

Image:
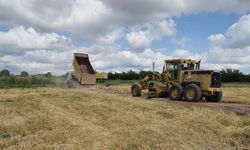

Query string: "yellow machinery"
[[131, 59, 222, 102], [96, 72, 108, 83], [67, 53, 108, 88], [67, 53, 96, 87]]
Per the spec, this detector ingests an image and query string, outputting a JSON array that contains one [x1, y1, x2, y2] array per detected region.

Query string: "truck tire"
[[184, 84, 201, 102], [131, 83, 142, 97], [67, 79, 80, 88], [169, 84, 183, 100], [206, 92, 222, 102]]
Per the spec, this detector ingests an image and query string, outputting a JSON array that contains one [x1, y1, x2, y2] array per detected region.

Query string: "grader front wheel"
[[169, 84, 183, 100], [131, 83, 142, 97]]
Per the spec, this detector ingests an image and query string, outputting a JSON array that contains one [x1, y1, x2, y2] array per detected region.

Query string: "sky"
[[0, 0, 250, 75]]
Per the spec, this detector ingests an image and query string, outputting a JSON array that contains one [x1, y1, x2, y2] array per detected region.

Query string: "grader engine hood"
[[184, 70, 222, 88]]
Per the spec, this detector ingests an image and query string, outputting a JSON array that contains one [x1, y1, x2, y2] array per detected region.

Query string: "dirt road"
[[155, 98, 250, 115], [98, 87, 250, 115]]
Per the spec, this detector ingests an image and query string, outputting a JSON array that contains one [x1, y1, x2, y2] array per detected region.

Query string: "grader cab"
[[131, 59, 222, 102]]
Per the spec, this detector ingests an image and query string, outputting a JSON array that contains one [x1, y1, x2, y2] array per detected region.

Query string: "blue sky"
[[0, 0, 250, 75], [152, 12, 241, 52]]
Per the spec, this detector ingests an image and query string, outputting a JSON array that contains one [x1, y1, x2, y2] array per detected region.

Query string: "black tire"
[[206, 92, 222, 102], [184, 84, 201, 102], [169, 84, 183, 100], [67, 79, 77, 88], [67, 79, 80, 88], [131, 83, 142, 97]]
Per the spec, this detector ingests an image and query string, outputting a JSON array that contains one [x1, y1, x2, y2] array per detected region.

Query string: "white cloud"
[[172, 37, 192, 48], [89, 48, 172, 72], [126, 19, 176, 51], [0, 26, 74, 75], [96, 28, 125, 45], [0, 50, 75, 75], [1, 0, 249, 40], [126, 31, 151, 50], [155, 19, 176, 37], [208, 34, 225, 46], [77, 45, 203, 73], [208, 14, 250, 49], [0, 26, 72, 54], [206, 14, 250, 71], [1, 1, 250, 74], [172, 49, 192, 58]]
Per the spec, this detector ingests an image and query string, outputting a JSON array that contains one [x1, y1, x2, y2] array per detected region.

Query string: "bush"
[[0, 76, 55, 88], [20, 71, 29, 77], [221, 68, 250, 82], [108, 70, 153, 80], [0, 69, 10, 77]]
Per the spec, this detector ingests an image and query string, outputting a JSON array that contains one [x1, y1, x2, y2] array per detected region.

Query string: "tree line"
[[0, 69, 54, 88], [108, 70, 154, 80], [221, 68, 250, 82], [108, 69, 250, 82], [2, 68, 250, 82], [0, 69, 53, 78]]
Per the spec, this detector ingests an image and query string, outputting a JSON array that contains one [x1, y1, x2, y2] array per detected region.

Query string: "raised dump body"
[[73, 53, 96, 85]]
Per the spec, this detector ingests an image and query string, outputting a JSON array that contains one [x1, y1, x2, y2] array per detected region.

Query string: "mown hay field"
[[0, 87, 250, 150]]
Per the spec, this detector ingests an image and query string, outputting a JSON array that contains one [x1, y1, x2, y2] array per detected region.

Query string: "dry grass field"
[[0, 87, 250, 149], [223, 87, 250, 104]]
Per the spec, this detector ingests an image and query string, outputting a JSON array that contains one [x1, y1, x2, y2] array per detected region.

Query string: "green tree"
[[0, 69, 10, 77], [20, 71, 29, 77], [44, 72, 53, 78]]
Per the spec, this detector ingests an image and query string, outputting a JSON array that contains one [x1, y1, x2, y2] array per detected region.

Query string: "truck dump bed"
[[73, 53, 96, 85]]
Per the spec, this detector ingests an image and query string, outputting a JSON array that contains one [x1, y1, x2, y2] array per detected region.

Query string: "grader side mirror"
[[197, 59, 201, 69]]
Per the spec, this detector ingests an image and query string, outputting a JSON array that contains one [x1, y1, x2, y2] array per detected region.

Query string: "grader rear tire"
[[184, 84, 201, 102], [131, 83, 142, 97], [169, 84, 183, 100]]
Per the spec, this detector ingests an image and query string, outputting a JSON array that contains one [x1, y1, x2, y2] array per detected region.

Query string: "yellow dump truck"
[[67, 53, 96, 87], [67, 53, 108, 87]]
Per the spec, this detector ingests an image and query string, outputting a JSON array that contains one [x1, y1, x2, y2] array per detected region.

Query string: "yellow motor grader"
[[131, 59, 222, 102]]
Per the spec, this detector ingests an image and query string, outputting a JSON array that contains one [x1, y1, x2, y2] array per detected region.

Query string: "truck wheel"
[[67, 79, 77, 88], [184, 84, 201, 102], [131, 83, 142, 97], [169, 84, 183, 100], [206, 92, 222, 102]]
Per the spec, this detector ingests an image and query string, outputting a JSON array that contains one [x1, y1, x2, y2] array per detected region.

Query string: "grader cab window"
[[181, 63, 195, 70], [167, 63, 178, 70], [166, 62, 178, 81]]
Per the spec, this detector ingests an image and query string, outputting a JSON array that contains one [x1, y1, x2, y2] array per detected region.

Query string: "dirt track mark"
[[155, 98, 250, 115], [98, 87, 250, 115]]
